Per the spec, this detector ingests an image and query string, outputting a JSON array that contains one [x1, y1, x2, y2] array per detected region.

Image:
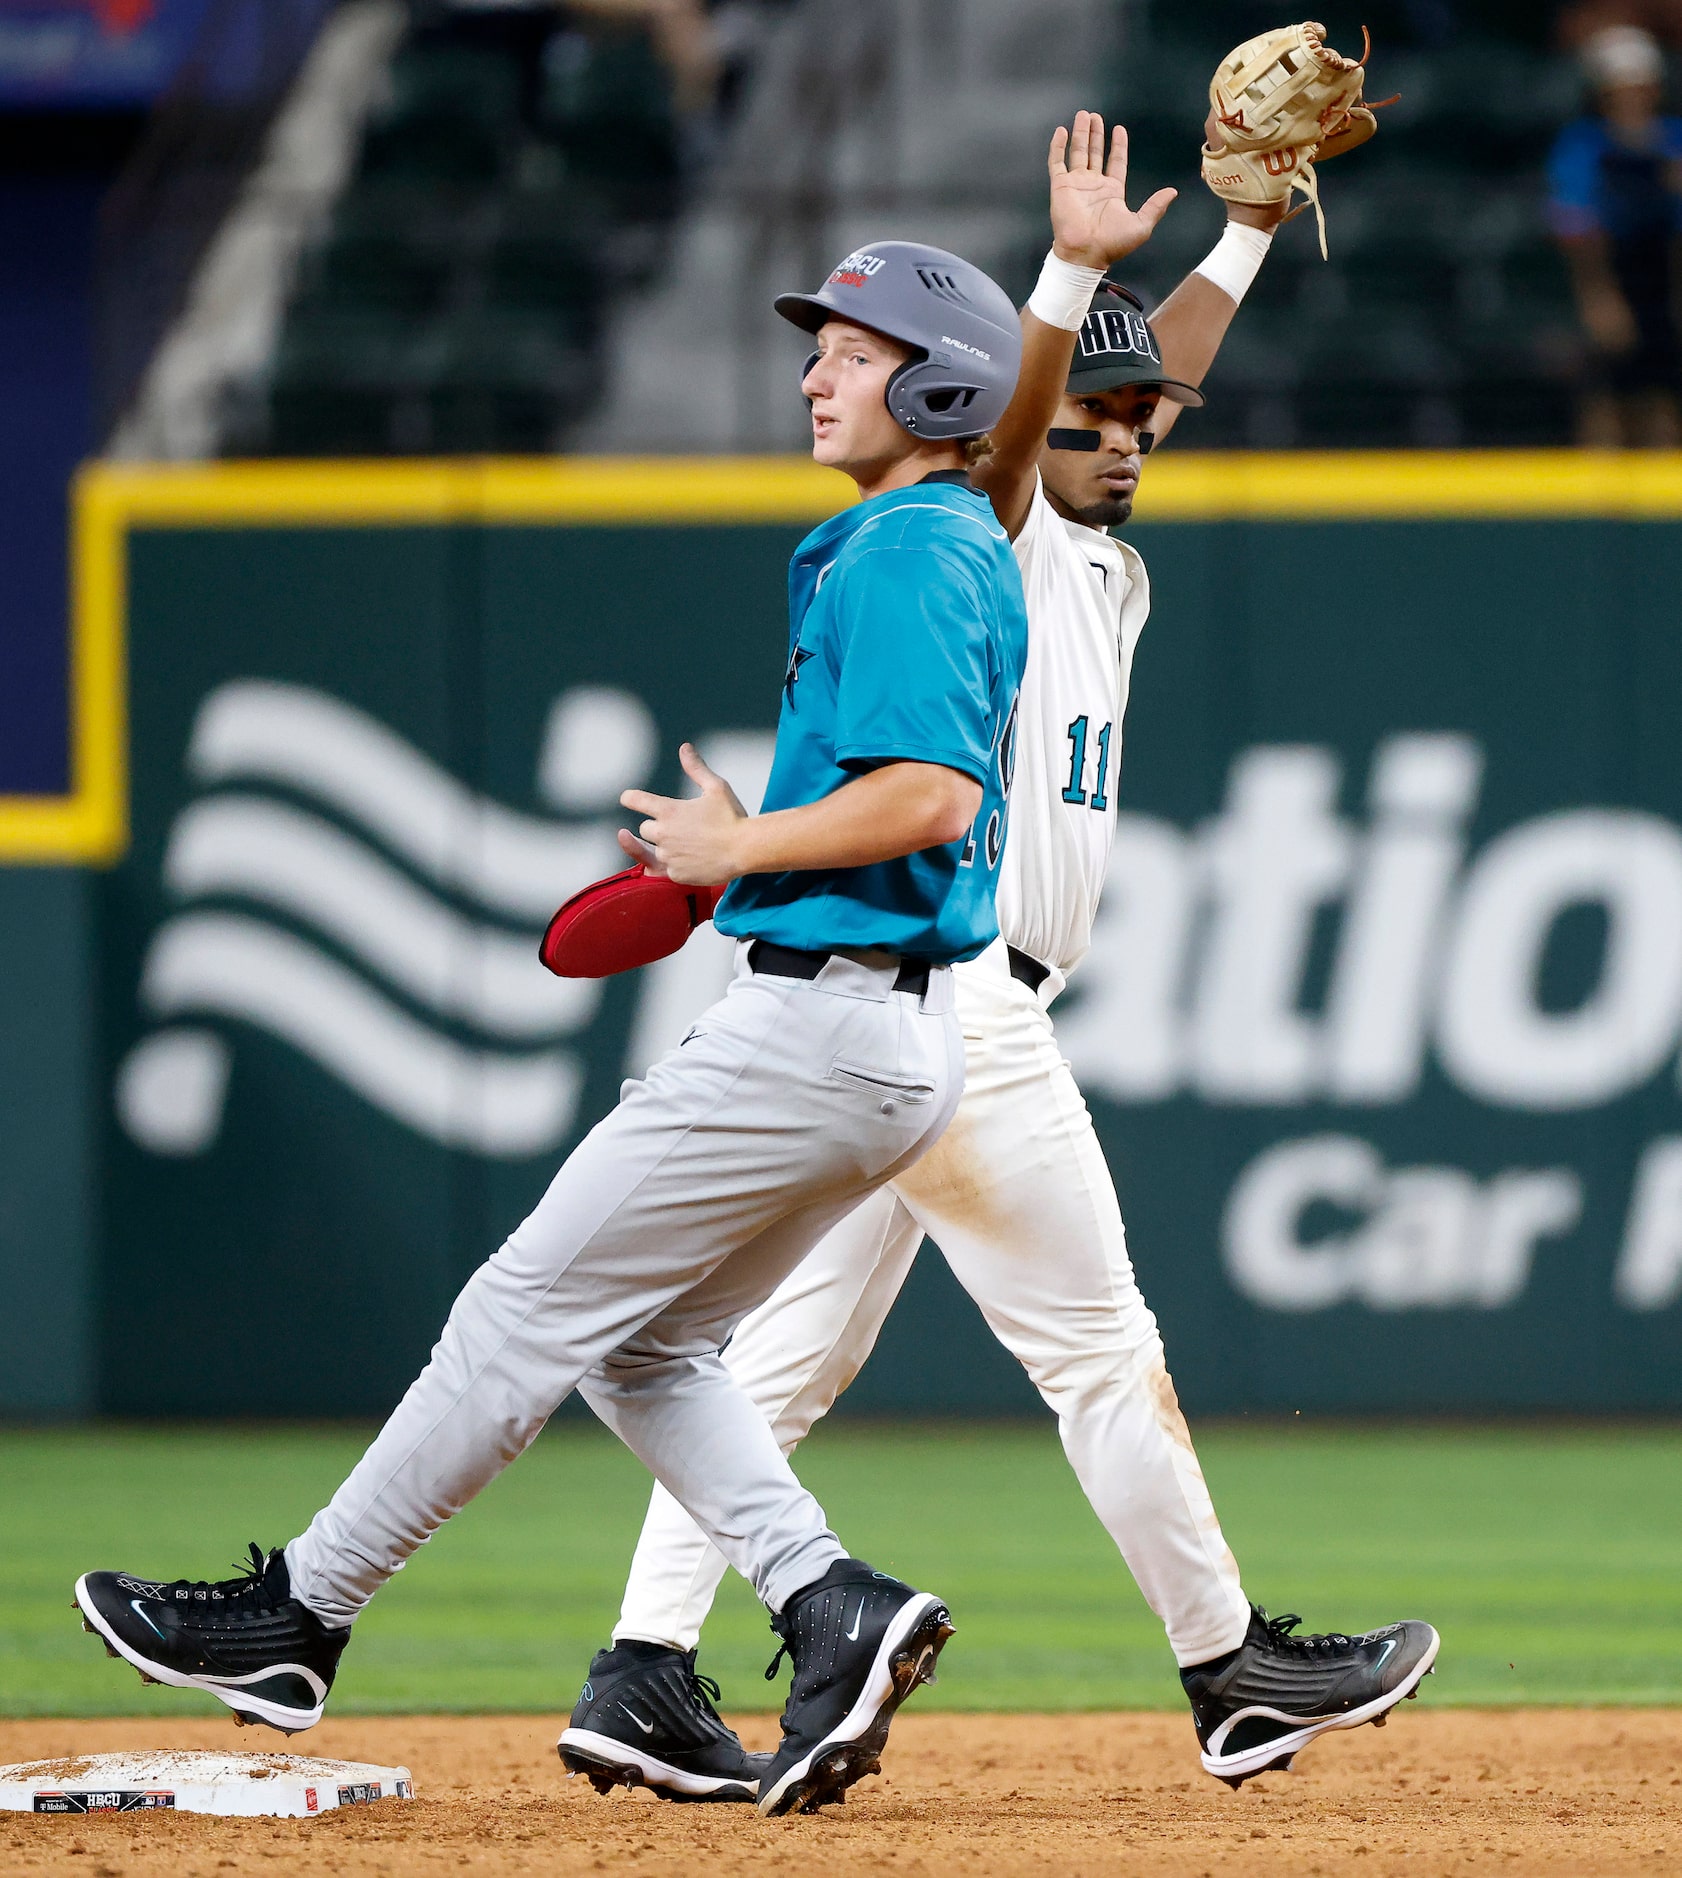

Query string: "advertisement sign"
[[0, 0, 210, 106], [80, 456, 1682, 1414]]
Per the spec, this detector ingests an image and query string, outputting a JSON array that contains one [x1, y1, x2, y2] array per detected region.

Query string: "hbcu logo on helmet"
[[830, 250, 888, 289], [1078, 309, 1160, 365]]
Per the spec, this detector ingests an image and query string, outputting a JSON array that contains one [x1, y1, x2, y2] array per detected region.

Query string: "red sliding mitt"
[[538, 864, 726, 979]]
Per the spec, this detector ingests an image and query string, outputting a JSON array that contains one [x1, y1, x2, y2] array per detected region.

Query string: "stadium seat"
[[1500, 236, 1573, 313], [483, 200, 606, 339], [536, 28, 681, 219], [387, 44, 524, 133], [240, 3, 692, 456], [425, 311, 595, 453], [265, 312, 439, 455], [356, 42, 526, 189], [1337, 232, 1463, 320], [296, 233, 455, 320], [359, 110, 509, 190], [328, 177, 496, 253]]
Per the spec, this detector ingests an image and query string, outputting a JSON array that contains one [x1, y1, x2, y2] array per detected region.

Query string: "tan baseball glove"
[[1200, 21, 1378, 258]]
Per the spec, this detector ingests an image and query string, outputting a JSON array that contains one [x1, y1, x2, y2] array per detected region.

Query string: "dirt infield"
[[2, 1710, 1678, 1876]]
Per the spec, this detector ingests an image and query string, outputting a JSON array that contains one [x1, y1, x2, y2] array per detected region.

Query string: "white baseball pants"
[[286, 949, 963, 1630], [612, 940, 1252, 1668]]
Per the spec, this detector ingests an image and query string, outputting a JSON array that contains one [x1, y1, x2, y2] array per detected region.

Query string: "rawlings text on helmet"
[[941, 335, 992, 360]]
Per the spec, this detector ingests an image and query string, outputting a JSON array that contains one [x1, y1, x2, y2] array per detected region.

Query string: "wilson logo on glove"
[[539, 865, 726, 979]]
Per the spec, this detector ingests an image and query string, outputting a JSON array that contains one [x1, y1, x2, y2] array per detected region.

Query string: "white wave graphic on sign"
[[118, 681, 655, 1160], [165, 795, 599, 1040], [138, 913, 582, 1157], [189, 681, 621, 922]]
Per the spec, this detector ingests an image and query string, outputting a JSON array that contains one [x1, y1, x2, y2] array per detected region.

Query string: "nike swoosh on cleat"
[[1372, 1637, 1398, 1672], [130, 1600, 168, 1642], [619, 1704, 656, 1735], [845, 1600, 863, 1643]]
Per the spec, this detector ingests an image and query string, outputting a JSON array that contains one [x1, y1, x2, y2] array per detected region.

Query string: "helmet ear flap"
[[811, 342, 986, 437], [884, 355, 922, 431], [886, 353, 985, 439]]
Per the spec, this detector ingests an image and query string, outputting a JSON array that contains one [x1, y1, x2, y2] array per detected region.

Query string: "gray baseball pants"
[[285, 948, 962, 1630]]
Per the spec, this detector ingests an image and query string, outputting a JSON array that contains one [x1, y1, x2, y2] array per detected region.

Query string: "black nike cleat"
[[756, 1557, 952, 1817], [1182, 1605, 1440, 1787], [73, 1543, 349, 1734], [558, 1640, 770, 1803]]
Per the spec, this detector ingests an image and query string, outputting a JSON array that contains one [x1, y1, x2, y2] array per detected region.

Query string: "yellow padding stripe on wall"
[[77, 450, 1682, 529], [77, 456, 857, 526], [18, 448, 1682, 865], [1133, 450, 1682, 518]]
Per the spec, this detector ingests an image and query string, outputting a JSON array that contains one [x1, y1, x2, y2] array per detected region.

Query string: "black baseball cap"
[[1066, 283, 1205, 407]]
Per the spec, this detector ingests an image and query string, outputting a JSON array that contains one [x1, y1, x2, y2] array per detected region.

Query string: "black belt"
[[747, 939, 931, 997], [1007, 945, 1051, 993]]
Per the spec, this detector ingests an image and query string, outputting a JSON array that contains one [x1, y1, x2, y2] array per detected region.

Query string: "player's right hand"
[[620, 743, 749, 887], [1047, 111, 1176, 272]]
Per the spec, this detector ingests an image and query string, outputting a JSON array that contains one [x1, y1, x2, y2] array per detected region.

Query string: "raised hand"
[[1049, 111, 1176, 270]]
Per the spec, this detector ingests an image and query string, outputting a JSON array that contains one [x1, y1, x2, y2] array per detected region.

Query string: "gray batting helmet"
[[774, 240, 1022, 440]]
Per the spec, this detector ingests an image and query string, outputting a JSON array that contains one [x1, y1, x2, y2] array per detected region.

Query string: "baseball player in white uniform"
[[560, 114, 1438, 1801]]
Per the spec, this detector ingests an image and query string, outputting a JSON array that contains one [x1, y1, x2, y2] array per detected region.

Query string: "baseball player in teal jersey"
[[73, 240, 1028, 1818], [711, 486, 1022, 961]]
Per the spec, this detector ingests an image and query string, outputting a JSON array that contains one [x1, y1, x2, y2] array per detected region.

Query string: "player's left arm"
[[1151, 67, 1388, 448], [1144, 197, 1285, 447]]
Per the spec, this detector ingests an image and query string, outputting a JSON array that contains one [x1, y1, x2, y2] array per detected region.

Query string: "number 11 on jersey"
[[1062, 715, 1113, 813]]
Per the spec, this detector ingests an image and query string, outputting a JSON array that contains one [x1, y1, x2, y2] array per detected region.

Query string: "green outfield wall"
[[8, 452, 1680, 1419], [0, 869, 97, 1416]]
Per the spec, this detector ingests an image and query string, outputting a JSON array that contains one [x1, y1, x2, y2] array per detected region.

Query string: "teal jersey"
[[716, 474, 1028, 963]]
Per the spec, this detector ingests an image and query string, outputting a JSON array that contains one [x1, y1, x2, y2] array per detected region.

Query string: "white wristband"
[[1026, 250, 1107, 332], [1192, 221, 1274, 305]]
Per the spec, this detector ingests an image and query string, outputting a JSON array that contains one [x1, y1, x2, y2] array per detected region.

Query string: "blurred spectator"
[[563, 0, 720, 118], [437, 0, 722, 119], [1548, 24, 1682, 444], [1559, 1, 1682, 49]]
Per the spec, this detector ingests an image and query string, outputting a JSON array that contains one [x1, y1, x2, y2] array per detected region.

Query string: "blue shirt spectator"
[[1549, 24, 1682, 439], [1546, 113, 1682, 242]]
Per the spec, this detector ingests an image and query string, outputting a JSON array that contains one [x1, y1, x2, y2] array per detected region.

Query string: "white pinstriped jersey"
[[994, 475, 1151, 980]]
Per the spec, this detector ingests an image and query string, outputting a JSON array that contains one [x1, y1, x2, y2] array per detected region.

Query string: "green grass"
[[2, 1421, 1678, 1717]]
